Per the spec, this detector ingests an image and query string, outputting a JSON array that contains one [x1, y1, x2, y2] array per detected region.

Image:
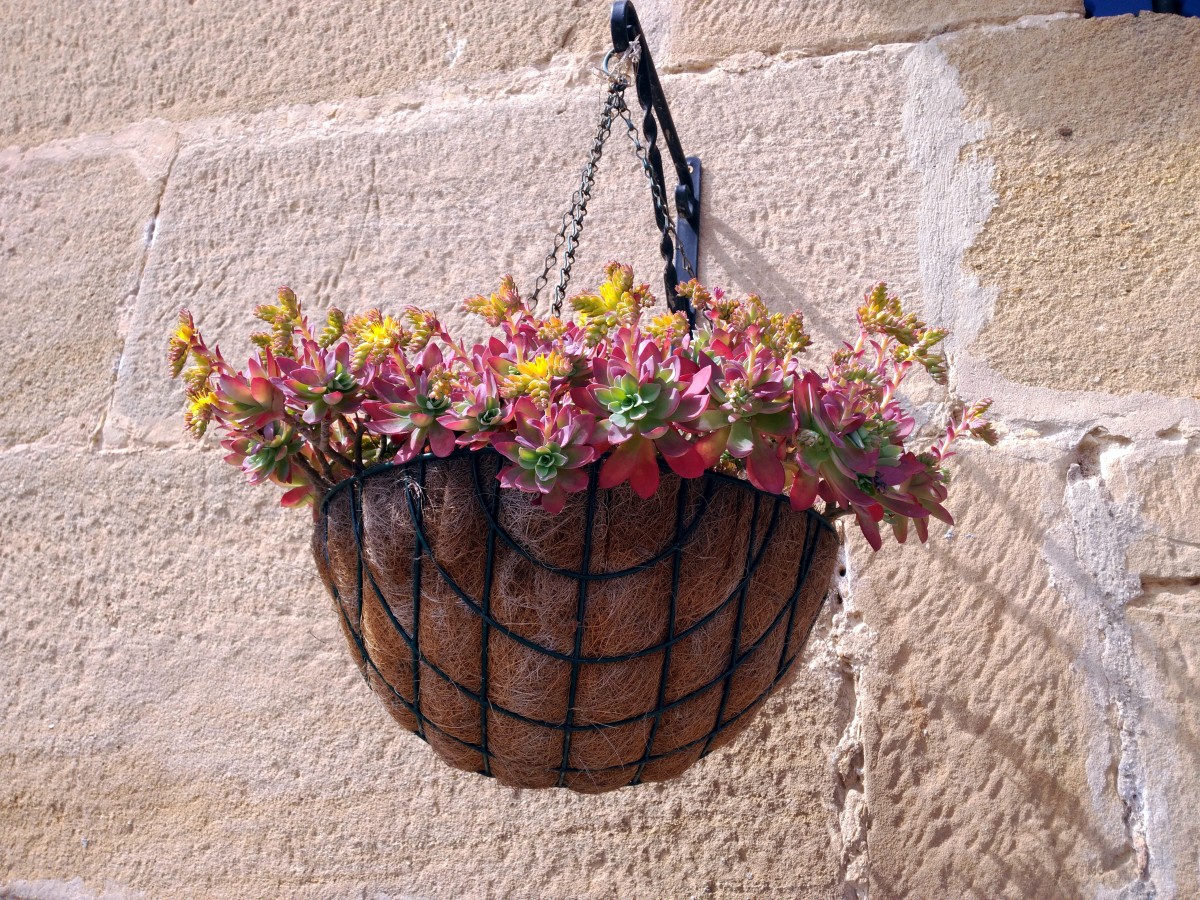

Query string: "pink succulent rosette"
[[169, 263, 996, 548], [490, 399, 599, 515]]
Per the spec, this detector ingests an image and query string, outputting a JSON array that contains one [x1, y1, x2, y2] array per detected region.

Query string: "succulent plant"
[[276, 340, 359, 425], [492, 400, 599, 514], [439, 367, 509, 450], [574, 333, 711, 497], [216, 356, 287, 431], [170, 265, 993, 550], [570, 262, 653, 347], [692, 342, 794, 495], [360, 343, 459, 461]]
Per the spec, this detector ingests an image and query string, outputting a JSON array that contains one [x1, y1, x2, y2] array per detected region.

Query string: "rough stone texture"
[[0, 0, 672, 149], [0, 449, 852, 898], [1125, 451, 1200, 897], [953, 14, 1200, 397], [4, 4, 1200, 898], [852, 446, 1137, 897], [1127, 453, 1200, 580], [1129, 586, 1200, 900], [666, 0, 1081, 68], [104, 46, 923, 449], [0, 144, 168, 449]]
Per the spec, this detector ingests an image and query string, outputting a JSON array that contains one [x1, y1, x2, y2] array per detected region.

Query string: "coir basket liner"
[[313, 447, 840, 793]]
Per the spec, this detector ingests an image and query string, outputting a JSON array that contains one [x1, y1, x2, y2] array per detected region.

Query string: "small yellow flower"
[[501, 351, 571, 407], [645, 311, 689, 343], [318, 308, 345, 348], [404, 308, 441, 352], [347, 310, 407, 369], [537, 317, 568, 342], [182, 356, 213, 393], [465, 275, 524, 326], [570, 263, 651, 345], [168, 309, 197, 377], [184, 390, 219, 437], [760, 311, 811, 360]]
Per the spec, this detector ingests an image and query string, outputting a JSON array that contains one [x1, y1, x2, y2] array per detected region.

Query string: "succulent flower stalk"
[[169, 265, 993, 549]]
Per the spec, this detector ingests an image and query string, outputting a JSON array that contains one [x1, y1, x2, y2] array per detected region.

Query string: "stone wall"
[[2, 2, 1197, 897]]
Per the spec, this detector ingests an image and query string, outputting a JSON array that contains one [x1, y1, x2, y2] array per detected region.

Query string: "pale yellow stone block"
[[851, 447, 1136, 896], [0, 0, 629, 148], [951, 15, 1200, 397], [107, 47, 925, 448], [1128, 454, 1200, 580], [0, 151, 163, 448], [1129, 585, 1200, 898], [1120, 449, 1200, 894], [0, 448, 851, 898], [666, 0, 1081, 68]]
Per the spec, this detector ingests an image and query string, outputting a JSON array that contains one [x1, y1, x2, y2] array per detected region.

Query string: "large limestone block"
[[851, 446, 1136, 897], [0, 146, 167, 449], [673, 47, 923, 350], [107, 46, 924, 448], [0, 448, 851, 898], [665, 0, 1080, 69], [950, 15, 1200, 397], [0, 0, 656, 149]]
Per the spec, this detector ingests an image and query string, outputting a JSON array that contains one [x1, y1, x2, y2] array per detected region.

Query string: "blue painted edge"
[[1086, 0, 1198, 15]]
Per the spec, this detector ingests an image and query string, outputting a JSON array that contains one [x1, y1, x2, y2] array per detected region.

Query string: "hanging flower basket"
[[168, 1, 996, 792], [314, 449, 839, 791]]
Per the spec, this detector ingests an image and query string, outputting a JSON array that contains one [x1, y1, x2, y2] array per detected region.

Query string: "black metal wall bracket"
[[610, 1, 702, 320]]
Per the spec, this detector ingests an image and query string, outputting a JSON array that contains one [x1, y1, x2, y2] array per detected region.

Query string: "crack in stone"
[[89, 139, 180, 453], [663, 12, 1081, 76], [1056, 437, 1160, 897], [829, 542, 871, 899]]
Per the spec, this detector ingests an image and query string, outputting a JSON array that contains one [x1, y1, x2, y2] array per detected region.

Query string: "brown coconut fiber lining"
[[312, 448, 839, 793]]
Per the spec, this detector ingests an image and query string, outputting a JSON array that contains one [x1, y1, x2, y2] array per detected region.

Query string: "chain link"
[[531, 80, 626, 316], [614, 93, 697, 281], [530, 38, 695, 314]]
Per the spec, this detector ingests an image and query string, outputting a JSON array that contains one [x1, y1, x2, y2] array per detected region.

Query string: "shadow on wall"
[[864, 455, 1186, 893], [704, 215, 840, 343]]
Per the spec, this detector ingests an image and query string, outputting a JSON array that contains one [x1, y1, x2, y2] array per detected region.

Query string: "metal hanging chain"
[[530, 38, 694, 316], [531, 79, 627, 316], [614, 92, 697, 282]]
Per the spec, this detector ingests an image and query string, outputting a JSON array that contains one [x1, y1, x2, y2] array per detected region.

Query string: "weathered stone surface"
[[675, 47, 924, 350], [1118, 447, 1200, 895], [0, 448, 850, 898], [851, 446, 1136, 897], [0, 0, 663, 149], [4, 4, 1200, 897], [665, 0, 1079, 69], [0, 146, 166, 449], [106, 46, 924, 448], [952, 14, 1200, 397], [1127, 453, 1200, 580], [1129, 584, 1200, 899]]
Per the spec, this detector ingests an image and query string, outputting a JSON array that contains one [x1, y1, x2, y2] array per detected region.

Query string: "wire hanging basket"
[[311, 1, 842, 792]]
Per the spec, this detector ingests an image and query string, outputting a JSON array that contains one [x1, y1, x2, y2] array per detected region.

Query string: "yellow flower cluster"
[[858, 283, 948, 383], [500, 351, 572, 408], [251, 287, 304, 358], [570, 262, 652, 346], [464, 275, 524, 327], [346, 310, 407, 370]]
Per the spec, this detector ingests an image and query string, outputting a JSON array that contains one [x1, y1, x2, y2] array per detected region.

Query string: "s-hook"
[[610, 0, 703, 325]]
